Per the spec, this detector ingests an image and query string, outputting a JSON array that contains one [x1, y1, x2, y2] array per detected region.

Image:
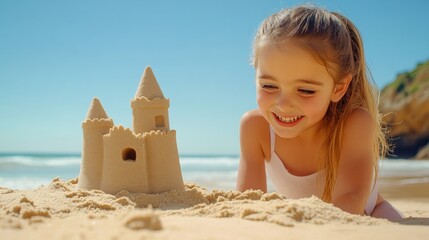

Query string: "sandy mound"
[[0, 177, 382, 228], [2, 177, 427, 240]]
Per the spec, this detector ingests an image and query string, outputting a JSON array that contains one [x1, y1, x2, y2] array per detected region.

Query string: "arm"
[[371, 195, 403, 220], [332, 108, 376, 215], [236, 110, 268, 192], [333, 110, 403, 219]]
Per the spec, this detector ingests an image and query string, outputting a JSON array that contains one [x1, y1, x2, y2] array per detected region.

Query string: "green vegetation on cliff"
[[382, 60, 429, 97]]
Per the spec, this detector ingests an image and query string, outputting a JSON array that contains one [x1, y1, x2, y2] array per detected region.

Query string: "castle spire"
[[85, 97, 109, 120], [134, 66, 165, 100]]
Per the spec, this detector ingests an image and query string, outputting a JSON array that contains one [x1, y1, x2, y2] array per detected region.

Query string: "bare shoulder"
[[239, 109, 270, 160], [343, 108, 376, 143], [240, 109, 268, 131], [345, 107, 375, 125]]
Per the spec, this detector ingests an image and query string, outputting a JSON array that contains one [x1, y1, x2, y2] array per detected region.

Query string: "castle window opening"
[[122, 148, 137, 161], [155, 115, 165, 128]]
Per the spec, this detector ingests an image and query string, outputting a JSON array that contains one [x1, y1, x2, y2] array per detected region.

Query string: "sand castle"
[[77, 66, 184, 194]]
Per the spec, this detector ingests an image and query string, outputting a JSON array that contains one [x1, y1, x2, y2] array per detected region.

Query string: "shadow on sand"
[[393, 217, 429, 226]]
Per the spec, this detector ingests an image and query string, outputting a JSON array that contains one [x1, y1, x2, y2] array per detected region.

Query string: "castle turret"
[[144, 130, 184, 193], [77, 97, 114, 190], [131, 66, 170, 134]]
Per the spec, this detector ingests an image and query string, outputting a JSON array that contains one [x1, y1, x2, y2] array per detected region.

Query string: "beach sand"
[[0, 177, 428, 240]]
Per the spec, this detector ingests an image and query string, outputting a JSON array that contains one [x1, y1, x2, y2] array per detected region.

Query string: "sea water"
[[0, 153, 239, 190], [1, 153, 428, 191]]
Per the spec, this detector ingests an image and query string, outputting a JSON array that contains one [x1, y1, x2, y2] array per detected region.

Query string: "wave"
[[380, 159, 429, 168], [180, 156, 238, 166], [0, 155, 239, 170], [179, 156, 238, 172], [0, 177, 52, 190], [379, 159, 429, 177], [0, 156, 81, 168]]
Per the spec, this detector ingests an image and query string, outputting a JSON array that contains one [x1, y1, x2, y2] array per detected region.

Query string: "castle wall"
[[131, 98, 170, 134], [144, 130, 184, 193], [99, 126, 149, 194], [77, 119, 113, 190]]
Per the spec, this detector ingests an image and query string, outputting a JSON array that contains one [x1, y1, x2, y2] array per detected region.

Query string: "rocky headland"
[[380, 60, 429, 159]]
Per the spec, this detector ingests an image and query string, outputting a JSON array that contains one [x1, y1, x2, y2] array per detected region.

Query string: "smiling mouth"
[[273, 112, 304, 124]]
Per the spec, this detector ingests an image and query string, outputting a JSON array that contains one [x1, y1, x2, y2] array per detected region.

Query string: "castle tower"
[[77, 97, 114, 190], [131, 66, 184, 193], [144, 130, 184, 193], [131, 66, 170, 134], [99, 126, 149, 194]]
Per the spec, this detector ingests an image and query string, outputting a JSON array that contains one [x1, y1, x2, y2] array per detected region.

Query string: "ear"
[[331, 74, 352, 103]]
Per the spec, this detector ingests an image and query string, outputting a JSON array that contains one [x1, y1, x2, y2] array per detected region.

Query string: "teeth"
[[275, 113, 302, 123]]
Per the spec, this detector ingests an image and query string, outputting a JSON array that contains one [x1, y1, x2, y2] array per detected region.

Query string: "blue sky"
[[0, 0, 428, 155]]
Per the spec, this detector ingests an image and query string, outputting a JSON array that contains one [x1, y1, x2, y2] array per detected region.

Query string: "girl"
[[236, 5, 403, 220]]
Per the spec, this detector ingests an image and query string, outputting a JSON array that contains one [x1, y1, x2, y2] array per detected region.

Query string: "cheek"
[[301, 96, 331, 117], [256, 90, 271, 109]]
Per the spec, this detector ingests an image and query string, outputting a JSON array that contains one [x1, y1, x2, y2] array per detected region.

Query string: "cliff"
[[380, 60, 429, 159]]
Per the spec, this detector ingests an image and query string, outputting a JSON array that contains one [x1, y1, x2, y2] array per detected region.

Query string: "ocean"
[[1, 153, 429, 192]]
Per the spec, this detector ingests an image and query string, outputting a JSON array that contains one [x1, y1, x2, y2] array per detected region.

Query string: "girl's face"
[[256, 41, 341, 139]]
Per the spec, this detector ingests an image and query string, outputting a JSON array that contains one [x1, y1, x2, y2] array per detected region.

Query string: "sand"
[[0, 177, 428, 240]]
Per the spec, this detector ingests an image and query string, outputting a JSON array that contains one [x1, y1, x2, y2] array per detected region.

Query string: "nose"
[[277, 91, 294, 110]]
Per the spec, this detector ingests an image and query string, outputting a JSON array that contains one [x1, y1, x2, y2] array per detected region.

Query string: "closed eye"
[[260, 83, 278, 90], [298, 89, 315, 95]]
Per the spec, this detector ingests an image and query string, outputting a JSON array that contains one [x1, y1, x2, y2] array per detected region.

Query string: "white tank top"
[[265, 127, 378, 215]]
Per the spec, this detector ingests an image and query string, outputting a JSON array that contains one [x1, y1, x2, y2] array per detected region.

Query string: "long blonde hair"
[[252, 5, 389, 202]]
